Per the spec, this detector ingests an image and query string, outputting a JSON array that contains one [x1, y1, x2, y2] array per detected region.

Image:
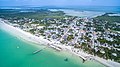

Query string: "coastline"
[[0, 19, 120, 67], [0, 19, 50, 45]]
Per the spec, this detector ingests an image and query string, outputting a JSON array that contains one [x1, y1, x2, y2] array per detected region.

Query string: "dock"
[[79, 55, 87, 63], [71, 50, 87, 63], [33, 47, 46, 54], [49, 44, 62, 51], [33, 49, 42, 54]]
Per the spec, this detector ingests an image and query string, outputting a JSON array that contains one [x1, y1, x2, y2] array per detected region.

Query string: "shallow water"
[[0, 29, 105, 67]]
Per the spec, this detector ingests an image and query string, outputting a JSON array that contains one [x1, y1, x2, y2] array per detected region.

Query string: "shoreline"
[[0, 19, 120, 67]]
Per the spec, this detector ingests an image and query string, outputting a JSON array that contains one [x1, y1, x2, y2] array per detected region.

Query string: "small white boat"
[[17, 46, 19, 48]]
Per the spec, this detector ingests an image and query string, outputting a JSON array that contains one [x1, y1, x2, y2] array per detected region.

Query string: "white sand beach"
[[0, 19, 50, 45], [0, 18, 120, 67]]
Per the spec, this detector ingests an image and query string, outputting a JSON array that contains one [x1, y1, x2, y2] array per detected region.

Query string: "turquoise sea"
[[0, 28, 105, 67]]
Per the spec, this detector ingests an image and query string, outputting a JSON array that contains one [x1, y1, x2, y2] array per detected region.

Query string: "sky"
[[0, 0, 120, 6]]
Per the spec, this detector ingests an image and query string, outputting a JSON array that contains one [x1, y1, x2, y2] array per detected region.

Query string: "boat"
[[17, 46, 19, 48], [64, 58, 68, 61]]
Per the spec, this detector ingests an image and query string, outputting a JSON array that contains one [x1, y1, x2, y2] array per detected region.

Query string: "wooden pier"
[[49, 44, 62, 51], [33, 47, 46, 54]]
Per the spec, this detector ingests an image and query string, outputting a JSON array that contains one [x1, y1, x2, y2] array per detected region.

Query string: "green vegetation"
[[0, 9, 65, 20], [67, 35, 74, 41], [94, 13, 120, 31], [97, 38, 108, 44], [95, 14, 120, 23], [29, 29, 35, 34], [31, 22, 39, 24]]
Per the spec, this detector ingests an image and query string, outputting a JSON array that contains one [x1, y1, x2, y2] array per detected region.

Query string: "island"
[[0, 8, 120, 67]]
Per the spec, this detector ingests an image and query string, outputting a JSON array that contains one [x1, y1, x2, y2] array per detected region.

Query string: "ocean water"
[[0, 29, 105, 67], [62, 6, 120, 13]]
